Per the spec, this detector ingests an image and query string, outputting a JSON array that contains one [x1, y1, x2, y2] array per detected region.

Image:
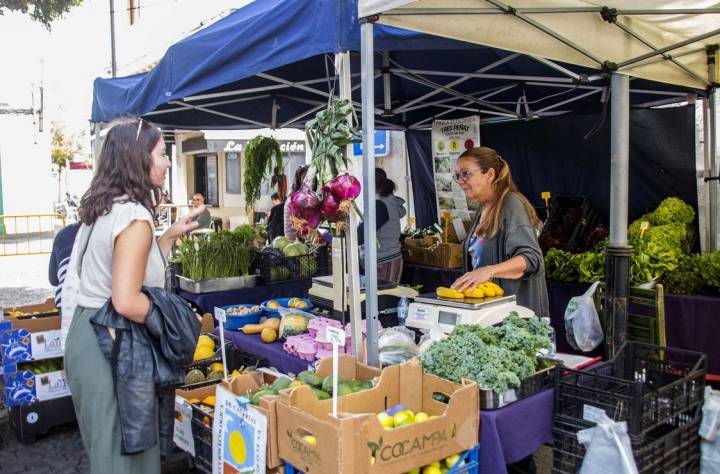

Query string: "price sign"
[[213, 307, 228, 380], [173, 396, 195, 456], [325, 327, 346, 417]]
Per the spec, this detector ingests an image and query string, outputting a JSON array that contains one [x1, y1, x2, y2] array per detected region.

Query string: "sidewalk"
[[0, 253, 54, 309]]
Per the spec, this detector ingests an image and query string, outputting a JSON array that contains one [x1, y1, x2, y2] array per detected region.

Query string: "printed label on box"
[[34, 370, 70, 401], [1, 328, 63, 363], [31, 330, 63, 359], [173, 396, 196, 457]]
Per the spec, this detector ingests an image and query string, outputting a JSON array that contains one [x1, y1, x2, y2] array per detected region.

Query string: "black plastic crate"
[[552, 411, 701, 474], [555, 342, 706, 436], [258, 244, 329, 283], [181, 334, 267, 390], [190, 402, 215, 473]]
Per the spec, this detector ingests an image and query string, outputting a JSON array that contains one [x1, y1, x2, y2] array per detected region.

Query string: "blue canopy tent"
[[91, 0, 696, 131], [92, 0, 706, 365]]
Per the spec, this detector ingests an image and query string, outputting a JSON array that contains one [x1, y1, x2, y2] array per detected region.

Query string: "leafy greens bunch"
[[420, 313, 552, 392]]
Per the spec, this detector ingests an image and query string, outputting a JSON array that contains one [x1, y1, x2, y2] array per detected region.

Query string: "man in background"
[[192, 193, 212, 229]]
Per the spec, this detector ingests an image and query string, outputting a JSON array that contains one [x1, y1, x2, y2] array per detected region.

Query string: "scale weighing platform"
[[406, 292, 535, 333]]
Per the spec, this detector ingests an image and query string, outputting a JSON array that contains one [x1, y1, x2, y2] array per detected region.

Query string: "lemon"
[[197, 335, 215, 349], [228, 431, 247, 465], [302, 435, 317, 446], [393, 411, 413, 427], [193, 345, 214, 361], [445, 454, 461, 468], [414, 412, 430, 423], [377, 412, 395, 430], [422, 465, 442, 474]]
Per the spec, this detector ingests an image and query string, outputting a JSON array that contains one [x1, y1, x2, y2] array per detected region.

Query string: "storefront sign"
[[223, 140, 243, 152], [280, 141, 305, 153], [431, 116, 480, 221]]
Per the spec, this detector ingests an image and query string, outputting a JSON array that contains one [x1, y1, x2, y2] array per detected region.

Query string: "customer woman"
[[284, 165, 308, 241], [358, 167, 406, 284], [65, 118, 204, 473], [451, 146, 548, 317]]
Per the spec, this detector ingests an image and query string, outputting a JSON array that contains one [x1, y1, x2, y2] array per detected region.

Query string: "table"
[[216, 329, 311, 375], [546, 279, 720, 374], [221, 325, 553, 474], [481, 389, 553, 474], [179, 278, 312, 313]]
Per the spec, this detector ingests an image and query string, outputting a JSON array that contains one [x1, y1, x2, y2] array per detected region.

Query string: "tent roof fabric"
[[92, 0, 705, 130], [358, 0, 720, 90]]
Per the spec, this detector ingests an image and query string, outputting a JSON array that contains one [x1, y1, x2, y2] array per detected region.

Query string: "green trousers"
[[65, 306, 160, 474]]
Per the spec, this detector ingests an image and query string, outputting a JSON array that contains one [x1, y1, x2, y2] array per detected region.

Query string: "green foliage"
[[243, 136, 282, 208], [545, 248, 604, 283], [662, 254, 705, 295], [0, 0, 83, 28], [305, 97, 360, 188], [649, 197, 695, 226], [50, 125, 82, 173], [175, 228, 261, 281], [420, 313, 552, 393]]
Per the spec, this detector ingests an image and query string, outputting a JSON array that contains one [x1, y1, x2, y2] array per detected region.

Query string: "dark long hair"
[[292, 165, 309, 193], [80, 118, 162, 225]]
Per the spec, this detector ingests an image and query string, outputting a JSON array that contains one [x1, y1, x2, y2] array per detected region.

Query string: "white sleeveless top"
[[77, 200, 166, 309]]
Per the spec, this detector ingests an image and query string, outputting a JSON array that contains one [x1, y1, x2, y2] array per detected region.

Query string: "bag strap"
[[76, 224, 95, 279]]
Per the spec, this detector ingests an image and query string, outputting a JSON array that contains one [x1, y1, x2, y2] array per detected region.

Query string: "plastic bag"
[[277, 306, 314, 339], [417, 325, 446, 354], [565, 281, 603, 352], [577, 411, 638, 474], [378, 326, 418, 366], [701, 386, 720, 474]]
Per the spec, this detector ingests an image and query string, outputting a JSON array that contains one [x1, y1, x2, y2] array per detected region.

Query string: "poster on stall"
[[212, 385, 266, 474], [431, 116, 481, 221]]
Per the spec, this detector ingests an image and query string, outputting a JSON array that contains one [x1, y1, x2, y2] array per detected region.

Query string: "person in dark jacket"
[[64, 118, 205, 473], [266, 192, 285, 241], [48, 222, 81, 308], [358, 168, 407, 284], [450, 146, 548, 317]]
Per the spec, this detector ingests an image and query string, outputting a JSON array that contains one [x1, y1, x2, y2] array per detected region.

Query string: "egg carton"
[[307, 317, 342, 338], [283, 334, 315, 357]]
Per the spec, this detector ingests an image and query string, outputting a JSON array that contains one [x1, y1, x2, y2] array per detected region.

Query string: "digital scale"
[[405, 292, 535, 334]]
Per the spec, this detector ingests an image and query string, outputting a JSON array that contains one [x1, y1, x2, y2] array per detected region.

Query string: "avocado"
[[321, 375, 337, 393], [250, 388, 276, 406], [271, 376, 293, 391], [358, 380, 373, 391], [297, 370, 322, 387], [312, 388, 331, 400]]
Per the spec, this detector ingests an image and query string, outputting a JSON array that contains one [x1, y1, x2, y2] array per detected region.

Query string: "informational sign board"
[[431, 116, 481, 221], [212, 385, 267, 474], [353, 130, 389, 157]]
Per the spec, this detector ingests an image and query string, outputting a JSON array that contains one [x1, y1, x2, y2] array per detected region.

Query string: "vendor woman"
[[451, 146, 548, 317]]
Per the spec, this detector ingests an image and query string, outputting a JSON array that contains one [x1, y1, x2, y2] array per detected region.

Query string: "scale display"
[[438, 311, 459, 326]]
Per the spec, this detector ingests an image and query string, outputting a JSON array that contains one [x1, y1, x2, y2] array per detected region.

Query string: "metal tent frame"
[[358, 4, 719, 360]]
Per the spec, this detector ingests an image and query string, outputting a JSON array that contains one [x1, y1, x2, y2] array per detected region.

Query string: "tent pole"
[[605, 72, 632, 358], [336, 52, 364, 361], [361, 20, 379, 367], [708, 46, 718, 252]]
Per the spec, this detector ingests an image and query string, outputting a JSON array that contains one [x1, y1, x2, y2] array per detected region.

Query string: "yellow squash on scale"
[[436, 287, 464, 299], [437, 282, 504, 300]]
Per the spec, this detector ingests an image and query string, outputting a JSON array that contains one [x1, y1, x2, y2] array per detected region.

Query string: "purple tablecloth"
[[215, 329, 311, 375], [481, 389, 553, 474], [178, 278, 312, 313]]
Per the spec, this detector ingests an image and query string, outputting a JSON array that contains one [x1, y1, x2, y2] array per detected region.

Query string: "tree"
[[0, 1, 83, 29], [51, 124, 83, 202]]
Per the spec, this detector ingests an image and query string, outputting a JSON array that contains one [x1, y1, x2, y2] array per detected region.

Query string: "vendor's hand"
[[166, 205, 204, 239], [451, 266, 493, 293]]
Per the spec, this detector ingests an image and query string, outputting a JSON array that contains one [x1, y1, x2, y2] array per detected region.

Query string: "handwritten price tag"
[[326, 327, 346, 346], [214, 307, 227, 323]]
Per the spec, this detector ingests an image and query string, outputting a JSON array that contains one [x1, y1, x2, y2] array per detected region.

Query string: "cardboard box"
[[1, 363, 70, 407], [315, 354, 381, 380], [402, 237, 464, 269], [0, 314, 63, 365], [276, 360, 479, 474], [2, 298, 58, 317]]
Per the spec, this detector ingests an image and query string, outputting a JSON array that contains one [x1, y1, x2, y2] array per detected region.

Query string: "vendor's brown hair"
[[79, 118, 161, 225], [459, 146, 540, 238]]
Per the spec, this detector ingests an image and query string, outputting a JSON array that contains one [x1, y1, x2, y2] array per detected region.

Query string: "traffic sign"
[[353, 130, 389, 157]]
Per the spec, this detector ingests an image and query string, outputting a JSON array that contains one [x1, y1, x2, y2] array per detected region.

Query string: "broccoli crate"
[[1, 357, 69, 407], [0, 313, 63, 365], [276, 359, 479, 474]]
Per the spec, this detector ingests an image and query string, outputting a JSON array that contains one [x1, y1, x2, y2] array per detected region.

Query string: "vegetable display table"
[[546, 278, 720, 375], [178, 278, 312, 313], [220, 327, 554, 474], [215, 329, 311, 375]]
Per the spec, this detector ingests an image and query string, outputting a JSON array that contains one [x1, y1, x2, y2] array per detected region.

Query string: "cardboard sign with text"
[[276, 360, 479, 474]]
